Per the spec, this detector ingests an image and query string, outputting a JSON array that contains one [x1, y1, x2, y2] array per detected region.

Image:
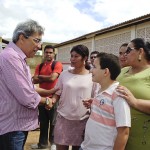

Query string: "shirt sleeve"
[[54, 71, 64, 95], [113, 97, 131, 127], [34, 64, 40, 75], [53, 62, 63, 74]]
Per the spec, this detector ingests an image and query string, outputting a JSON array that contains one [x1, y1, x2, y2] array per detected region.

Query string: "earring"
[[138, 55, 142, 61]]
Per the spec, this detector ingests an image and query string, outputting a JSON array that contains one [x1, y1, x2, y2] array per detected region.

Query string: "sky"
[[0, 0, 150, 43]]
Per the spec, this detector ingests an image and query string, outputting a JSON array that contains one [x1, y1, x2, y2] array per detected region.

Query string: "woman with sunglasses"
[[117, 38, 150, 150], [90, 51, 99, 68]]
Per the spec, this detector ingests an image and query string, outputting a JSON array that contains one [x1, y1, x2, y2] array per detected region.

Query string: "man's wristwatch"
[[45, 97, 50, 106]]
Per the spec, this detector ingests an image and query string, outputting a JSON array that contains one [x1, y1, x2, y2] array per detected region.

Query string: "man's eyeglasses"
[[90, 56, 97, 59], [125, 47, 136, 54], [24, 35, 42, 44]]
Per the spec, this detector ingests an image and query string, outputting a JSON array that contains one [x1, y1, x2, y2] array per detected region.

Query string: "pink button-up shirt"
[[0, 42, 41, 135]]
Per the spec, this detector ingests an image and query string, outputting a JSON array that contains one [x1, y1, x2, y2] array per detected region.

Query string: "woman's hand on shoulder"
[[116, 85, 137, 107]]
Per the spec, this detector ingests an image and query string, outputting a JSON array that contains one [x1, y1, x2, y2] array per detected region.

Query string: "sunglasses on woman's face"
[[125, 47, 136, 54]]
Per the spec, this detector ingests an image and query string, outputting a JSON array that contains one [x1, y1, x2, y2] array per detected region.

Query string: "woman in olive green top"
[[117, 38, 150, 150]]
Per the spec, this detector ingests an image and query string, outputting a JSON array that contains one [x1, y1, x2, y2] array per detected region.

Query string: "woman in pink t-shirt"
[[51, 45, 95, 150]]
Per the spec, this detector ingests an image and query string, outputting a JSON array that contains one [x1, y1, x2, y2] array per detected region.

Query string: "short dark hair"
[[44, 45, 55, 52], [90, 51, 99, 56], [97, 52, 121, 80], [119, 43, 128, 49], [70, 44, 90, 70]]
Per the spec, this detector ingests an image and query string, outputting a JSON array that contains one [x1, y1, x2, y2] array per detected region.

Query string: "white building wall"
[[57, 21, 150, 66]]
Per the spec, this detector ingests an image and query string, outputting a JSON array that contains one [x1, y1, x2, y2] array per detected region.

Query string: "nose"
[[124, 53, 127, 57], [70, 57, 75, 61], [120, 54, 125, 58], [37, 43, 42, 49]]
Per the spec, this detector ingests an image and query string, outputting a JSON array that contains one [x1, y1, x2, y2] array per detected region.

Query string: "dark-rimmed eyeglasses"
[[125, 47, 135, 54], [90, 56, 97, 59], [24, 35, 42, 44]]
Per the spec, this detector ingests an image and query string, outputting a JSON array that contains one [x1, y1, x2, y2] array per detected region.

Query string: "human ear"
[[138, 48, 144, 61], [19, 34, 26, 43], [104, 68, 110, 76]]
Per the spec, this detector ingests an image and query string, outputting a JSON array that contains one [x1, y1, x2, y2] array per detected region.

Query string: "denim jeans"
[[79, 147, 83, 150], [0, 131, 28, 150]]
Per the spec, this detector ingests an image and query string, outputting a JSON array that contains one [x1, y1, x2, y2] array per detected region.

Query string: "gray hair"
[[12, 19, 44, 43]]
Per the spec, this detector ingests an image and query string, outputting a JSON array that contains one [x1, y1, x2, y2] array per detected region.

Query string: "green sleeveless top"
[[117, 67, 150, 150]]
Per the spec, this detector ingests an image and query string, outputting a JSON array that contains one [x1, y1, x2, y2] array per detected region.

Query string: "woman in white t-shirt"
[[51, 45, 95, 150]]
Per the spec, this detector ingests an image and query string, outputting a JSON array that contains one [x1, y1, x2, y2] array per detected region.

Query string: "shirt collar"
[[100, 81, 119, 95], [7, 42, 27, 60], [45, 59, 55, 64]]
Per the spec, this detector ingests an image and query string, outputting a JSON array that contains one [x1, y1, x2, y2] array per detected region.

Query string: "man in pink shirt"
[[0, 20, 54, 150]]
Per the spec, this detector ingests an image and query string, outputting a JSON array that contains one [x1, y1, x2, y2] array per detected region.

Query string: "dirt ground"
[[24, 129, 72, 150], [24, 129, 41, 150]]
